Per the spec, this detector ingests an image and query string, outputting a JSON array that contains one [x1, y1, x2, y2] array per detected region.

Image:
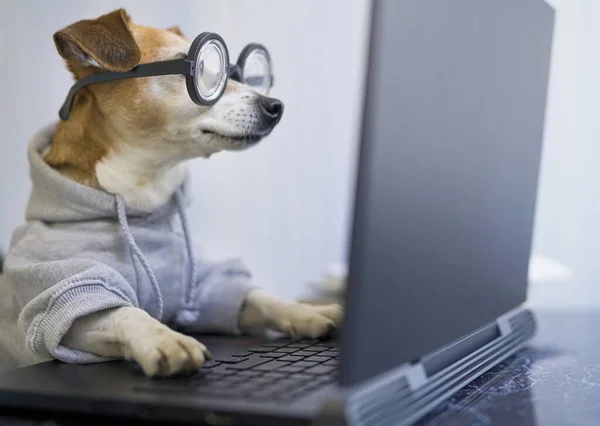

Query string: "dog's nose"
[[259, 97, 284, 125]]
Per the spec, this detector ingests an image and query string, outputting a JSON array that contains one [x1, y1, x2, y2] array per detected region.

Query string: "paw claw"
[[129, 325, 210, 378], [273, 304, 343, 339]]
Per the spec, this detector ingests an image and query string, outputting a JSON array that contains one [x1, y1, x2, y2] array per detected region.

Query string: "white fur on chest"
[[96, 147, 188, 212]]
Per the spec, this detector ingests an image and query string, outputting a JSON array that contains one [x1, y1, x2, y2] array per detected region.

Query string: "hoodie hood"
[[26, 123, 189, 222]]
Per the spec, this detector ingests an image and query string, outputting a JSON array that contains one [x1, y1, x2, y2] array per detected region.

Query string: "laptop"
[[0, 0, 555, 424]]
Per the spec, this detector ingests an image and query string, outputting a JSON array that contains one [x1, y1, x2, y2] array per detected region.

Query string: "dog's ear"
[[167, 26, 185, 38], [54, 9, 141, 74]]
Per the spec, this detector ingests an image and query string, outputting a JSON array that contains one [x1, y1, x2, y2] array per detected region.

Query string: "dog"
[[0, 9, 342, 378]]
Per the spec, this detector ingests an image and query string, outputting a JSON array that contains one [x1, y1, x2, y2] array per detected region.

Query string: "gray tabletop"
[[419, 311, 600, 426], [0, 311, 597, 425]]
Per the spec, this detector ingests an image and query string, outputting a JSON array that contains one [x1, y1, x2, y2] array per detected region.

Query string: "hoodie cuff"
[[27, 283, 133, 364], [172, 259, 258, 335]]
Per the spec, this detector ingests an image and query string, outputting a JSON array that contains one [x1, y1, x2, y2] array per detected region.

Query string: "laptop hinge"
[[314, 307, 535, 426]]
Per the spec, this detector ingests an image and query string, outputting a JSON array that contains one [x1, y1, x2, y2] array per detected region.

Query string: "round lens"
[[242, 49, 272, 95], [195, 39, 228, 101]]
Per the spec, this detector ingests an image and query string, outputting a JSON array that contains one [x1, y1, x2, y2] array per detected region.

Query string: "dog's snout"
[[259, 97, 284, 125]]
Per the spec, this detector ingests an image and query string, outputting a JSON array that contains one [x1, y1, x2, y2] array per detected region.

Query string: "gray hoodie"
[[0, 124, 256, 368]]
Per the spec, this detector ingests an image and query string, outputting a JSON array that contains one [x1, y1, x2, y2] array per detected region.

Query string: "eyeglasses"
[[59, 32, 274, 120]]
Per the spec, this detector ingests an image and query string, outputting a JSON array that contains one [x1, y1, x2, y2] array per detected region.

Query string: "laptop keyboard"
[[135, 340, 339, 401]]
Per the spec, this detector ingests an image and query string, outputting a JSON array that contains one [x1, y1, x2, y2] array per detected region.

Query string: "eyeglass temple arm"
[[59, 59, 193, 121]]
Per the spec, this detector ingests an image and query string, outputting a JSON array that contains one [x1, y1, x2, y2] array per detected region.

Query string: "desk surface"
[[0, 311, 598, 425], [419, 311, 600, 426]]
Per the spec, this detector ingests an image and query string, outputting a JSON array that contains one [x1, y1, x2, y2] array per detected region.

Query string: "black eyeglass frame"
[[229, 43, 274, 88], [59, 33, 273, 121]]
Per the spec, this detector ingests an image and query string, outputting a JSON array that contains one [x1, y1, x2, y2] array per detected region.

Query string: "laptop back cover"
[[340, 0, 555, 386]]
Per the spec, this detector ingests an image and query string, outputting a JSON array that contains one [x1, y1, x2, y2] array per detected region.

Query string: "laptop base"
[[0, 308, 534, 425], [315, 308, 535, 426]]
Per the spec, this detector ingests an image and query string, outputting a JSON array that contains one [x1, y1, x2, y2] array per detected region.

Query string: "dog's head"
[[53, 9, 283, 159]]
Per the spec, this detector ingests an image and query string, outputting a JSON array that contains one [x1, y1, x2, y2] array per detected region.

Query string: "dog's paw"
[[277, 303, 344, 339], [123, 323, 211, 378], [239, 290, 344, 339]]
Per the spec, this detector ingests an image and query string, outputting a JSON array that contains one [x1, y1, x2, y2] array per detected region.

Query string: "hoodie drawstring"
[[175, 190, 197, 307], [116, 195, 163, 320], [115, 190, 198, 322]]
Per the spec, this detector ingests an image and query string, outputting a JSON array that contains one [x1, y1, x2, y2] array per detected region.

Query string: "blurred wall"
[[531, 0, 600, 308], [0, 0, 369, 300]]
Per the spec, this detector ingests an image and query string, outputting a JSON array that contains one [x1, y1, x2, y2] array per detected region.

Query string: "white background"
[[0, 1, 598, 306]]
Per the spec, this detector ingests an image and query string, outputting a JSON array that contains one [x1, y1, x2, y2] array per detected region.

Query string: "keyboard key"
[[319, 351, 339, 357], [248, 377, 272, 386], [311, 344, 331, 351], [277, 365, 305, 373], [266, 379, 298, 390], [303, 347, 326, 353], [201, 360, 221, 369], [204, 376, 234, 384], [232, 381, 259, 389], [248, 347, 275, 353], [305, 365, 337, 375], [278, 355, 304, 362], [195, 373, 221, 382], [226, 358, 270, 370], [210, 367, 235, 376], [254, 361, 291, 371], [274, 348, 297, 353], [207, 379, 240, 388], [291, 350, 315, 357], [185, 376, 211, 385], [287, 373, 314, 381], [293, 361, 318, 368], [231, 352, 252, 357], [260, 341, 290, 348], [258, 352, 286, 358], [304, 356, 331, 363], [261, 372, 288, 379], [314, 375, 335, 384], [282, 374, 310, 382], [214, 356, 248, 364], [234, 370, 261, 377], [200, 379, 233, 387], [286, 343, 311, 348], [289, 384, 317, 396], [213, 378, 240, 386], [324, 360, 338, 366]]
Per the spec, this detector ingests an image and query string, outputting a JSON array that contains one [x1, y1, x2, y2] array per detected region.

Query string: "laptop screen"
[[340, 0, 555, 386]]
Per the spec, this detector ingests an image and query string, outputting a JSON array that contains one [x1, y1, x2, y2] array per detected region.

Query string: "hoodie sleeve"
[[6, 257, 138, 364], [172, 258, 258, 334]]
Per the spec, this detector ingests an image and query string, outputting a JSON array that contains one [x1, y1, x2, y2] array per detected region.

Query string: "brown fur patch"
[[166, 26, 185, 38], [54, 9, 141, 74], [47, 9, 184, 187]]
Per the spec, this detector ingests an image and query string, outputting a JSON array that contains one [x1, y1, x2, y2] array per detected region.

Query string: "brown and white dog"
[[44, 9, 342, 378]]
